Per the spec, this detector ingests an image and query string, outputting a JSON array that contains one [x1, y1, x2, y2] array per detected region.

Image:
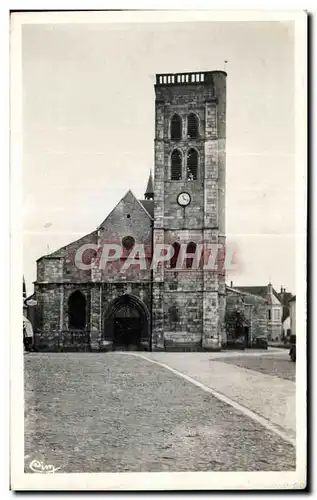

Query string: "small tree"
[[225, 310, 249, 340]]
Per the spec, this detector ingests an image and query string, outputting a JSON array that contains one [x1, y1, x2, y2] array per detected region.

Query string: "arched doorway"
[[103, 294, 150, 350]]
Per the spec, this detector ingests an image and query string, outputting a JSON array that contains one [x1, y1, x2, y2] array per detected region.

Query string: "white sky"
[[22, 20, 295, 296]]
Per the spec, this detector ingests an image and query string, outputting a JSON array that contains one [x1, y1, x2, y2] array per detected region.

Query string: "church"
[[33, 70, 263, 352]]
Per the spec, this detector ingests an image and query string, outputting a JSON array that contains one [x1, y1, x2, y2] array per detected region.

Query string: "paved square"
[[24, 353, 295, 473], [218, 355, 295, 381]]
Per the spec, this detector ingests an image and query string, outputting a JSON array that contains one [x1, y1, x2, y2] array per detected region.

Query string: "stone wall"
[[33, 71, 227, 353], [34, 282, 151, 352], [153, 72, 226, 350], [96, 190, 153, 282], [226, 287, 269, 343]]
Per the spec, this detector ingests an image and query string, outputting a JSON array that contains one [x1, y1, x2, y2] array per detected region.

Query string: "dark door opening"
[[244, 326, 250, 348], [114, 317, 142, 350], [104, 294, 150, 351]]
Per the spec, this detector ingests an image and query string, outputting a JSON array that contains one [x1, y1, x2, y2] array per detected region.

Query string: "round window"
[[122, 236, 135, 251]]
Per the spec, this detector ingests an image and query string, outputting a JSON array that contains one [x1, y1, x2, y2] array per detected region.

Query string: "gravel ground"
[[24, 353, 295, 473], [218, 355, 295, 381]]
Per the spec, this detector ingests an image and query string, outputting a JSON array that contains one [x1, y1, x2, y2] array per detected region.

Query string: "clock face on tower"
[[177, 192, 191, 207]]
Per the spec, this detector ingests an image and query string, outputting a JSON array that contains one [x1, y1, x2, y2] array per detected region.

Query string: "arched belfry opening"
[[103, 294, 150, 350], [171, 149, 182, 180], [170, 114, 182, 140], [187, 113, 199, 139]]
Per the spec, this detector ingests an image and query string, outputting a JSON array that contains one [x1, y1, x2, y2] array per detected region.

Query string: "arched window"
[[171, 149, 182, 181], [170, 114, 182, 140], [186, 241, 197, 269], [187, 113, 199, 139], [68, 291, 86, 330], [187, 148, 198, 181], [170, 242, 180, 269]]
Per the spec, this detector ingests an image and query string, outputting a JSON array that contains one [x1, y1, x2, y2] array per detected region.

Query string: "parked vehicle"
[[289, 334, 296, 362]]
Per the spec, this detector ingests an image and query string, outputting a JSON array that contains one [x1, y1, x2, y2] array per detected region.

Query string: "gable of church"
[[96, 190, 153, 281], [98, 190, 152, 247]]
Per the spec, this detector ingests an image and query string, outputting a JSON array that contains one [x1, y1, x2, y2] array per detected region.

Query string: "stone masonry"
[[32, 70, 267, 352], [152, 71, 227, 351]]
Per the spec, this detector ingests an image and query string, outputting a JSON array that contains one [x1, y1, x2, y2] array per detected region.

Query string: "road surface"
[[24, 351, 295, 473]]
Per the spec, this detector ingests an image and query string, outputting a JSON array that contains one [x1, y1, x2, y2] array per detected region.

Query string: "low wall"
[[34, 330, 91, 352]]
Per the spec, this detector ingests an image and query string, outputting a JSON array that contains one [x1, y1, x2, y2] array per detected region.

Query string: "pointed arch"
[[170, 114, 182, 140], [187, 113, 199, 139], [68, 290, 86, 330], [186, 241, 197, 269], [187, 148, 198, 181], [103, 294, 150, 348], [170, 242, 180, 269], [170, 149, 182, 181]]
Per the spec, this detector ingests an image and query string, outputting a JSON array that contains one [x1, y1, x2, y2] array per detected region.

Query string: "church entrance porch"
[[103, 294, 150, 351]]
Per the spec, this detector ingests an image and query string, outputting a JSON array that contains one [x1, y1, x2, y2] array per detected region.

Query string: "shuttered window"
[[186, 241, 197, 269], [170, 242, 180, 268], [171, 114, 182, 140], [187, 149, 198, 180], [187, 113, 199, 139], [171, 150, 182, 180]]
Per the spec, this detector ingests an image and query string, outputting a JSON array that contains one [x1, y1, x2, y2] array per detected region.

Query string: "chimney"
[[267, 282, 273, 295], [230, 281, 233, 288]]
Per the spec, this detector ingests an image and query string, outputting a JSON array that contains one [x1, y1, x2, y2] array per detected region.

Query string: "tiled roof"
[[144, 172, 154, 199], [37, 230, 98, 260], [235, 285, 282, 305], [278, 292, 293, 322], [139, 199, 154, 218], [234, 286, 269, 297]]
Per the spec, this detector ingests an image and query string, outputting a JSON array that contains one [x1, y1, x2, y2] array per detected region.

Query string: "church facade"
[[33, 70, 227, 352]]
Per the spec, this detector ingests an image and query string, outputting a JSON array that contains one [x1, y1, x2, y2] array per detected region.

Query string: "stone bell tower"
[[151, 71, 227, 351]]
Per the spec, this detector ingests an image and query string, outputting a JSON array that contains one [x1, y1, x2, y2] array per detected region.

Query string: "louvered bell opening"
[[171, 150, 182, 180], [187, 113, 199, 139], [187, 149, 198, 181], [171, 242, 180, 268], [186, 242, 197, 268], [171, 114, 182, 140]]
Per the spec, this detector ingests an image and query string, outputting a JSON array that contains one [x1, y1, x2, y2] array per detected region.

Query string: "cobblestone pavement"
[[24, 353, 295, 473], [218, 354, 295, 381], [141, 351, 296, 441]]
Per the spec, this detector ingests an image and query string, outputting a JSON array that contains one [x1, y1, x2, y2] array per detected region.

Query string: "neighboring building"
[[33, 70, 227, 352], [282, 315, 291, 339], [225, 285, 268, 346], [232, 283, 283, 341], [277, 285, 293, 324], [289, 295, 296, 336], [25, 292, 37, 330], [23, 276, 33, 349], [23, 276, 27, 317]]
